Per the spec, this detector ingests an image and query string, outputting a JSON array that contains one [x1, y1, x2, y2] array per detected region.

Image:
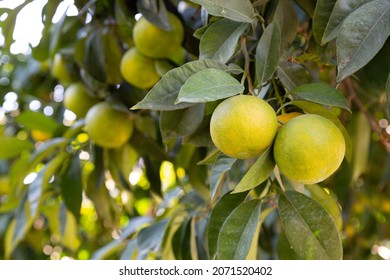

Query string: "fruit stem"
[[240, 35, 255, 95], [253, 12, 266, 31], [275, 101, 292, 115], [272, 79, 285, 113]]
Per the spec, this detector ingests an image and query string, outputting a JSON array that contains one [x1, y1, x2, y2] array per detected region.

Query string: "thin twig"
[[272, 78, 284, 113], [343, 78, 390, 153], [241, 35, 255, 95]]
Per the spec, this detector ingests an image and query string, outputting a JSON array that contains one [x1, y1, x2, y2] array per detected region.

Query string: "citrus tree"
[[0, 0, 389, 260]]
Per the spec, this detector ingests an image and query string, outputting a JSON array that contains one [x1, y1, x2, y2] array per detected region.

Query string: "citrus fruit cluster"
[[120, 12, 184, 90], [49, 13, 185, 149], [63, 82, 133, 149], [210, 95, 346, 184], [52, 56, 134, 149]]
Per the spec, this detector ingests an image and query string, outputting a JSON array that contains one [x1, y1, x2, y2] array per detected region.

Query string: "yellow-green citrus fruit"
[[277, 112, 302, 127], [167, 46, 186, 65], [210, 95, 278, 159], [133, 12, 184, 58], [0, 175, 10, 195], [51, 53, 72, 84], [274, 114, 346, 184], [85, 102, 134, 149], [120, 47, 160, 89], [63, 83, 99, 118], [31, 130, 52, 142]]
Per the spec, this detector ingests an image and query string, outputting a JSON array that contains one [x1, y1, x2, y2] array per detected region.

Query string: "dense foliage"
[[0, 0, 389, 260]]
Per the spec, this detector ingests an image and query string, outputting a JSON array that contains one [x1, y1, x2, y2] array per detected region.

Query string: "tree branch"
[[343, 78, 390, 153]]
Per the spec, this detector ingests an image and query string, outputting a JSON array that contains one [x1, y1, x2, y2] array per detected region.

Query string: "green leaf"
[[291, 100, 352, 162], [291, 83, 351, 112], [49, 13, 81, 57], [276, 61, 315, 92], [84, 27, 123, 84], [28, 138, 71, 168], [8, 157, 29, 195], [304, 184, 343, 231], [0, 7, 14, 50], [0, 214, 12, 239], [232, 145, 275, 193], [61, 155, 83, 221], [277, 231, 303, 259], [183, 123, 214, 147], [255, 21, 281, 85], [83, 30, 106, 82], [273, 0, 298, 46], [336, 0, 390, 82], [176, 69, 243, 104], [16, 111, 59, 133], [171, 218, 192, 260], [137, 219, 169, 258], [197, 149, 221, 165], [63, 119, 86, 138], [192, 214, 209, 260], [86, 173, 115, 226], [154, 60, 175, 76], [92, 216, 152, 260], [27, 175, 43, 225], [29, 154, 68, 219], [115, 0, 136, 45], [199, 18, 249, 63], [8, 153, 65, 258], [132, 60, 227, 111], [313, 0, 337, 44], [160, 104, 206, 142], [278, 190, 343, 260], [0, 1, 32, 50], [58, 203, 80, 251], [209, 154, 237, 198], [137, 0, 171, 31], [101, 28, 123, 84], [120, 239, 138, 260], [162, 211, 188, 259], [0, 137, 34, 159], [349, 112, 371, 183], [193, 25, 208, 40], [207, 191, 248, 259], [386, 73, 390, 119], [295, 0, 316, 17], [246, 207, 274, 259], [217, 199, 261, 259], [190, 0, 255, 23], [322, 0, 372, 44], [129, 129, 169, 161], [43, 153, 69, 187], [8, 194, 30, 258]]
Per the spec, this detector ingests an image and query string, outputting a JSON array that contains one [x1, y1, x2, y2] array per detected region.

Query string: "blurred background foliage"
[[0, 0, 389, 260]]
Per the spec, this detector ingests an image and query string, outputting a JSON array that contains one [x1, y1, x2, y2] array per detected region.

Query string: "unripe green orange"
[[51, 53, 72, 84], [210, 95, 278, 159], [133, 12, 184, 58], [63, 83, 99, 118], [120, 47, 160, 89], [274, 114, 346, 184], [85, 102, 134, 149]]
